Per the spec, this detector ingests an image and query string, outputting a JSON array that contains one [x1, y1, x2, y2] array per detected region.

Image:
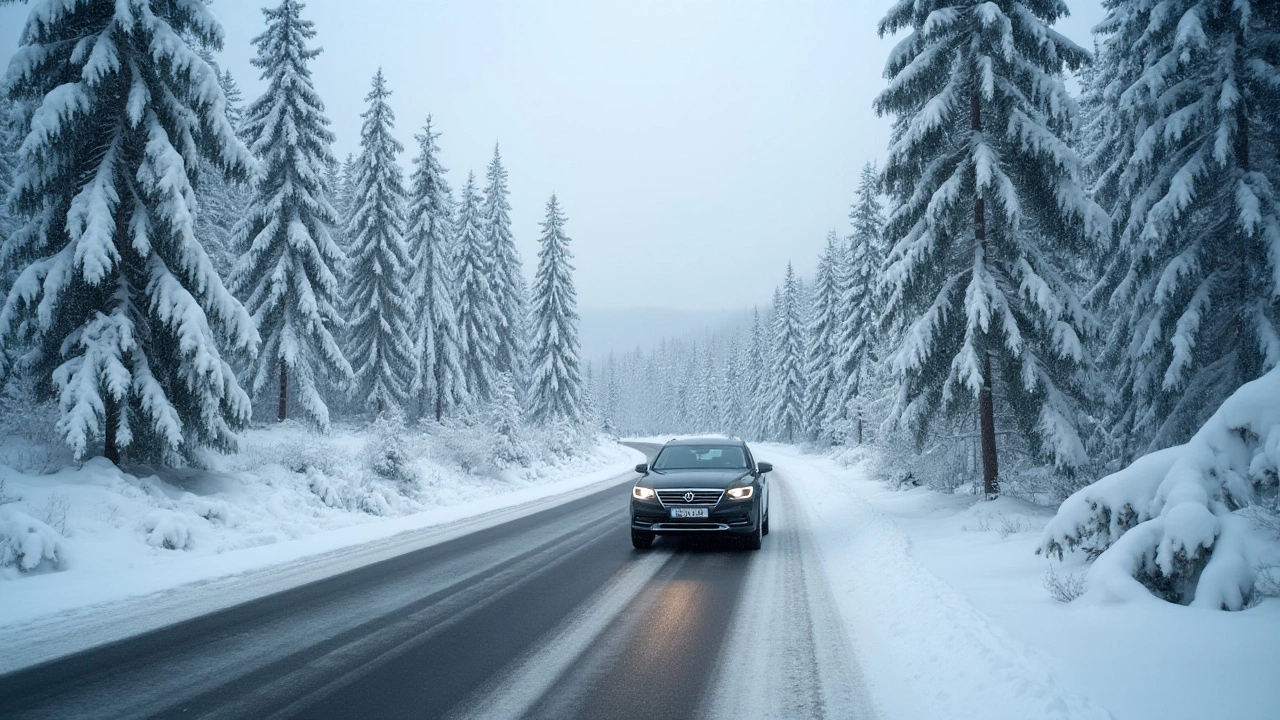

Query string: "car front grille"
[[657, 489, 724, 505]]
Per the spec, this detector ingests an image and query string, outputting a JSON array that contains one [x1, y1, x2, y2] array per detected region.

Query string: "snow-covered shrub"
[[35, 492, 69, 535], [363, 413, 415, 486], [0, 506, 66, 572], [241, 430, 341, 476], [434, 419, 498, 475], [489, 373, 530, 467], [141, 510, 195, 550], [1040, 367, 1280, 609], [1043, 566, 1087, 603], [186, 497, 233, 525]]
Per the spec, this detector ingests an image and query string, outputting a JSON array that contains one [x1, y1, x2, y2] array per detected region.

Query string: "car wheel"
[[631, 529, 654, 550], [742, 520, 763, 551], [762, 511, 770, 536]]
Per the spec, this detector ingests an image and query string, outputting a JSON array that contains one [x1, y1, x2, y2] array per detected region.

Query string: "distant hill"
[[579, 307, 750, 367]]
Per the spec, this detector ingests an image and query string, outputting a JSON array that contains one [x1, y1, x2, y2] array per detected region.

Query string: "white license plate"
[[671, 507, 709, 519]]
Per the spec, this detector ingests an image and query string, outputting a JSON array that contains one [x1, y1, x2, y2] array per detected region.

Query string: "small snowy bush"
[[1043, 566, 1087, 603], [363, 413, 415, 486], [489, 373, 531, 467], [142, 510, 195, 550], [1040, 367, 1280, 609], [0, 506, 66, 572]]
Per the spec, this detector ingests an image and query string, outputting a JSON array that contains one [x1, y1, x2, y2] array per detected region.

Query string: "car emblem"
[[683, 492, 695, 503]]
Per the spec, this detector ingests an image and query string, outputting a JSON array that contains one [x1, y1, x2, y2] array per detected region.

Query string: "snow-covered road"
[[0, 444, 881, 719], [0, 444, 1129, 720]]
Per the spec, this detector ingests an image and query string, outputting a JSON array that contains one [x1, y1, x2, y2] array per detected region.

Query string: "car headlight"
[[726, 486, 754, 500], [632, 486, 656, 500]]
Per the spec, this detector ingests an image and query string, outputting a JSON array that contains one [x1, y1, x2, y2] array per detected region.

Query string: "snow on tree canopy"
[[829, 163, 887, 445], [230, 0, 352, 430], [483, 145, 529, 386], [1041, 365, 1280, 610], [769, 264, 806, 443], [875, 0, 1108, 472], [405, 116, 467, 422], [1086, 0, 1280, 461], [528, 194, 585, 425], [454, 171, 500, 404], [802, 232, 843, 443], [345, 69, 415, 416], [0, 0, 259, 464]]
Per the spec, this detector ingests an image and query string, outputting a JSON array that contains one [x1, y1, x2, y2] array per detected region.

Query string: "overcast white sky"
[[0, 0, 1104, 314]]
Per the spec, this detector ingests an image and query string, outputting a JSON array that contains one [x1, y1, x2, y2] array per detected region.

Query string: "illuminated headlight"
[[726, 486, 754, 500], [632, 486, 656, 501]]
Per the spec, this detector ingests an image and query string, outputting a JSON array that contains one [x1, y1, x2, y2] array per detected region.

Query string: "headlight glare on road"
[[726, 486, 754, 500], [632, 485, 656, 500]]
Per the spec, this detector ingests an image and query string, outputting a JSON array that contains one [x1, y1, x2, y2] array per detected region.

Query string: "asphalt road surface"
[[0, 442, 873, 719]]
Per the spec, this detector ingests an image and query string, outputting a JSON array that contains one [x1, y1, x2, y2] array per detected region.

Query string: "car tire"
[[742, 520, 763, 551], [631, 529, 654, 550], [762, 511, 770, 536]]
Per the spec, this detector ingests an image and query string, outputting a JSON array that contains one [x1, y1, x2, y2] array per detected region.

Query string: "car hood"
[[642, 469, 753, 489]]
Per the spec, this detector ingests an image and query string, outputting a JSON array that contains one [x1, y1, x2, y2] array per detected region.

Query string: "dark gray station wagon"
[[629, 437, 772, 550]]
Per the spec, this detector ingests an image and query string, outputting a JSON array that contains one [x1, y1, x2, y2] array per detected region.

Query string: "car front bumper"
[[629, 496, 760, 535]]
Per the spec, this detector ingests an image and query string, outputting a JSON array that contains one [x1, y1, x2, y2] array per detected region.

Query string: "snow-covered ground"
[[765, 443, 1280, 720], [0, 420, 641, 670]]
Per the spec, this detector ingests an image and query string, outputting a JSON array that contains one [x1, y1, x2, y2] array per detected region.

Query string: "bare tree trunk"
[[973, 88, 999, 499], [104, 397, 120, 466], [980, 353, 999, 498], [857, 412, 864, 445], [278, 364, 288, 422]]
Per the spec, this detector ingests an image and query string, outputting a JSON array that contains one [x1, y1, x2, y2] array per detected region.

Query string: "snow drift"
[[1040, 367, 1280, 609]]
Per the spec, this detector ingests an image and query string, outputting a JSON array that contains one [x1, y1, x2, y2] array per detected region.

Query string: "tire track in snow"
[[703, 470, 877, 720]]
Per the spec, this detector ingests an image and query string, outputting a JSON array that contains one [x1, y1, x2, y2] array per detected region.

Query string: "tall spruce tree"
[[875, 0, 1107, 495], [346, 69, 414, 415], [743, 308, 768, 439], [528, 194, 585, 424], [483, 145, 528, 384], [830, 163, 886, 444], [1088, 0, 1280, 459], [770, 265, 806, 443], [802, 232, 843, 442], [231, 0, 351, 429], [454, 172, 499, 402], [406, 117, 467, 421], [0, 0, 259, 464]]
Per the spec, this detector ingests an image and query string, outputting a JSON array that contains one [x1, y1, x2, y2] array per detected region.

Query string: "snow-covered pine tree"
[[230, 0, 352, 429], [1088, 0, 1280, 460], [770, 265, 806, 443], [743, 308, 768, 439], [345, 69, 415, 415], [454, 171, 499, 403], [194, 57, 249, 280], [830, 163, 886, 445], [405, 117, 467, 422], [875, 0, 1107, 495], [721, 334, 745, 436], [489, 371, 527, 466], [0, 0, 259, 464], [802, 232, 842, 443], [0, 92, 20, 298], [528, 194, 585, 425], [483, 145, 529, 385]]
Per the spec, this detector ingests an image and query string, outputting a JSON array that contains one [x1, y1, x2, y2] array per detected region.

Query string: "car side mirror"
[[756, 462, 773, 475], [635, 463, 649, 475]]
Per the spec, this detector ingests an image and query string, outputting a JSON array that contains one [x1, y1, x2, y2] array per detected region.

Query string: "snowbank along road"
[[0, 442, 875, 719]]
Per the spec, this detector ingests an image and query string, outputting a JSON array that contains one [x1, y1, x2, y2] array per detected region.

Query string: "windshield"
[[652, 445, 748, 471]]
